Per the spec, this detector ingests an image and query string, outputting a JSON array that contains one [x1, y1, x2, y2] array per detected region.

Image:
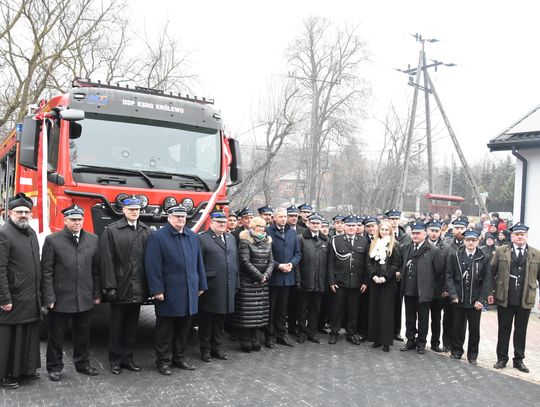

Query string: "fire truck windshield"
[[69, 115, 221, 185]]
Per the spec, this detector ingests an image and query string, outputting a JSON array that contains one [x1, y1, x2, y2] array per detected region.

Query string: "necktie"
[[314, 235, 319, 242], [414, 244, 418, 252], [517, 247, 523, 262], [73, 235, 79, 245]]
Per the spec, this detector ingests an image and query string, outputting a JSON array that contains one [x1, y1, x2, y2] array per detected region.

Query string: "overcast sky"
[[130, 0, 540, 164]]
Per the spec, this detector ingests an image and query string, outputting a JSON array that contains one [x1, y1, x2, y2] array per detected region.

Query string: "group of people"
[[0, 195, 538, 390]]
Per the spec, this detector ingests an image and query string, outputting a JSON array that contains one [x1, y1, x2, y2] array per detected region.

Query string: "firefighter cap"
[[167, 205, 187, 216], [62, 204, 84, 219], [122, 195, 142, 209]]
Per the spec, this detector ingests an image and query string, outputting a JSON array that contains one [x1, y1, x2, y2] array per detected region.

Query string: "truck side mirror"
[[228, 138, 243, 186], [59, 109, 84, 121], [19, 115, 40, 170]]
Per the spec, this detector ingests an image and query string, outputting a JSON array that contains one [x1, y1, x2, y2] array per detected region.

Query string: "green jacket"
[[491, 244, 540, 309]]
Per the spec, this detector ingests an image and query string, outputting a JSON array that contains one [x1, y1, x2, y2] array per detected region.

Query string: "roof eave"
[[487, 140, 540, 152]]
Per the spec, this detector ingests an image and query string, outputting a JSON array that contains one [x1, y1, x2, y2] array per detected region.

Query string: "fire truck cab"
[[0, 79, 242, 235]]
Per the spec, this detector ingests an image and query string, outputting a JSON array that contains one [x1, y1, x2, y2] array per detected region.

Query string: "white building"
[[488, 105, 540, 248], [488, 106, 540, 312]]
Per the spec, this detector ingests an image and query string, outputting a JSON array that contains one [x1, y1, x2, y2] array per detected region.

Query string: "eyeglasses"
[[12, 210, 31, 215], [253, 225, 266, 230]]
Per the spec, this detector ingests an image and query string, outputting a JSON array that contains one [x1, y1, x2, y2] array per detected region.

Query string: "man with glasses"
[[400, 222, 445, 354], [0, 193, 41, 389], [198, 212, 238, 362], [99, 196, 151, 375], [145, 205, 207, 375], [327, 215, 368, 345], [491, 222, 540, 373], [446, 229, 491, 364], [41, 205, 101, 381]]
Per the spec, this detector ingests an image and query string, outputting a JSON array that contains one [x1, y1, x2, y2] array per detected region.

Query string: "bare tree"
[[229, 79, 299, 207], [0, 0, 128, 136], [287, 16, 369, 207], [0, 1, 197, 140]]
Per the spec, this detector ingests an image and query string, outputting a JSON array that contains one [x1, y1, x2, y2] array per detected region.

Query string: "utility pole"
[[396, 50, 423, 211], [422, 41, 435, 192], [425, 70, 489, 214]]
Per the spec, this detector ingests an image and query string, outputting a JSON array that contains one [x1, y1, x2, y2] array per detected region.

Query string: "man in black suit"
[[198, 212, 239, 362]]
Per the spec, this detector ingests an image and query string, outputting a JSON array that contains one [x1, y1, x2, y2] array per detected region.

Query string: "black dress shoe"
[[431, 345, 444, 353], [493, 360, 507, 369], [371, 343, 381, 349], [450, 354, 462, 360], [417, 347, 425, 354], [393, 334, 404, 342], [264, 338, 274, 349], [468, 359, 477, 365], [400, 342, 416, 351], [111, 365, 121, 375], [240, 345, 252, 353], [442, 345, 451, 353], [22, 372, 40, 379], [251, 343, 261, 352], [346, 335, 361, 345], [513, 361, 529, 373], [328, 334, 338, 345], [307, 335, 321, 344], [359, 334, 367, 342], [1, 377, 20, 389], [297, 333, 306, 343], [76, 366, 99, 376], [175, 360, 195, 370], [157, 365, 172, 375], [48, 371, 61, 381], [210, 350, 228, 360], [201, 351, 212, 362], [276, 336, 294, 347], [120, 362, 141, 372], [382, 345, 390, 352]]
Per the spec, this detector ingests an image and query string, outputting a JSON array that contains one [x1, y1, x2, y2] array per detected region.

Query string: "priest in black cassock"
[[0, 193, 42, 389]]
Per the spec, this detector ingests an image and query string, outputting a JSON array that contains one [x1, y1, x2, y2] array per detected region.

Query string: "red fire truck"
[[0, 79, 242, 236]]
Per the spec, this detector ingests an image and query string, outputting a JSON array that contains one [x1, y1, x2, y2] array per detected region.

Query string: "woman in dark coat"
[[367, 220, 401, 352], [230, 217, 273, 352]]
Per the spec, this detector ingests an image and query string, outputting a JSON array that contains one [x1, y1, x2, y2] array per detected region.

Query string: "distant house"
[[488, 105, 540, 247], [276, 171, 306, 201]]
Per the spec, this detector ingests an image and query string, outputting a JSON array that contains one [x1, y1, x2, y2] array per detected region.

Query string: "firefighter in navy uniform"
[[426, 221, 453, 353], [446, 228, 491, 364], [297, 203, 314, 230], [327, 215, 368, 345], [99, 196, 151, 375], [197, 212, 239, 362], [400, 222, 445, 354], [491, 222, 540, 373], [258, 205, 274, 227], [232, 208, 254, 242], [41, 205, 101, 381]]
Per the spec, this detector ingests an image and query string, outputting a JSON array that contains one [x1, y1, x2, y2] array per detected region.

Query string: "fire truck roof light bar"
[[71, 78, 214, 105]]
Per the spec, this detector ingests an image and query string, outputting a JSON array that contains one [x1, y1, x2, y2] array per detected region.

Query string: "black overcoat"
[[0, 220, 41, 325], [99, 217, 151, 303], [198, 229, 239, 314], [41, 227, 100, 313], [296, 230, 329, 292], [400, 240, 445, 302]]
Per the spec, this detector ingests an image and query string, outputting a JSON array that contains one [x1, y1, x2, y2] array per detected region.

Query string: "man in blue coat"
[[198, 212, 239, 362], [144, 205, 207, 375], [265, 207, 302, 348]]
